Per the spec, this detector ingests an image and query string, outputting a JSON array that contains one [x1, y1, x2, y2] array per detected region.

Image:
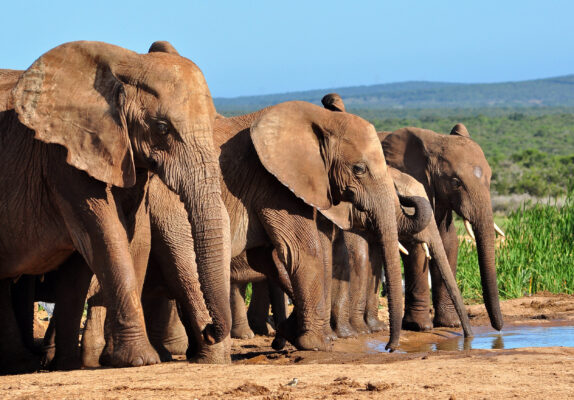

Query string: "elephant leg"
[[268, 281, 288, 350], [50, 253, 93, 370], [317, 216, 336, 341], [0, 279, 40, 374], [402, 244, 433, 331], [230, 282, 255, 339], [81, 279, 106, 368], [57, 189, 158, 368], [346, 231, 371, 335], [432, 216, 460, 327], [42, 317, 56, 367], [247, 281, 274, 336], [11, 275, 36, 352], [241, 247, 293, 350], [365, 241, 385, 332], [259, 208, 329, 351], [330, 232, 357, 338]]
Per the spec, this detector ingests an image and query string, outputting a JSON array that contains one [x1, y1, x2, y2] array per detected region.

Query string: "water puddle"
[[367, 324, 574, 353]]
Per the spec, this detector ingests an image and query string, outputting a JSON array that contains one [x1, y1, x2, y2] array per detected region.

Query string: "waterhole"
[[367, 324, 574, 353]]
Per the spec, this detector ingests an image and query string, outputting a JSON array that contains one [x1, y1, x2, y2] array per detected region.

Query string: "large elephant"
[[381, 122, 504, 331], [0, 41, 228, 373]]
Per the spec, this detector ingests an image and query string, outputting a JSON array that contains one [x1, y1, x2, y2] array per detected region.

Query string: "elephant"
[[330, 167, 473, 338], [319, 93, 471, 339], [381, 123, 504, 331], [0, 40, 229, 373], [320, 92, 502, 333], [130, 99, 432, 353]]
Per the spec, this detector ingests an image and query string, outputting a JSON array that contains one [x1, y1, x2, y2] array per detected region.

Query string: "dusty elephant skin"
[[381, 124, 503, 332], [0, 41, 227, 373], [144, 100, 410, 353], [320, 94, 470, 339], [331, 168, 473, 339]]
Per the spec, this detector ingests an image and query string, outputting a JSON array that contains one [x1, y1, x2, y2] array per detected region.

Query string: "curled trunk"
[[396, 194, 433, 237]]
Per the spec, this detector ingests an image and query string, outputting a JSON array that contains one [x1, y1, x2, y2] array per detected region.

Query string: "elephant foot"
[[0, 349, 40, 375], [324, 325, 338, 341], [100, 337, 160, 368], [271, 335, 287, 350], [334, 322, 358, 339], [41, 343, 56, 368], [48, 353, 83, 371], [249, 318, 273, 336], [433, 309, 461, 328], [160, 335, 188, 356], [349, 317, 370, 335], [82, 343, 104, 368], [150, 345, 173, 363], [366, 316, 385, 333], [297, 331, 331, 351], [189, 339, 231, 364], [231, 323, 255, 340], [402, 308, 432, 332]]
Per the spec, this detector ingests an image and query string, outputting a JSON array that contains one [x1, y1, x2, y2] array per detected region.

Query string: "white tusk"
[[494, 222, 505, 237], [464, 219, 476, 241], [422, 242, 431, 260], [398, 242, 409, 255]]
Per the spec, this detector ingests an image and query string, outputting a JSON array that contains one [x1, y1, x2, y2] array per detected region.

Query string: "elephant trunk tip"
[[202, 323, 228, 345]]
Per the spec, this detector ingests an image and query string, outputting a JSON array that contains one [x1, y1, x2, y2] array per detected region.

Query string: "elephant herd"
[[0, 40, 504, 375]]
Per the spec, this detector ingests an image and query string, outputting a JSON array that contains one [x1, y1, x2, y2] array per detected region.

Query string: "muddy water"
[[366, 323, 574, 353]]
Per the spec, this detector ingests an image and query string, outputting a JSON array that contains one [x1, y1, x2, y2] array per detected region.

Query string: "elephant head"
[[10, 41, 230, 342], [382, 125, 503, 331], [250, 100, 413, 350]]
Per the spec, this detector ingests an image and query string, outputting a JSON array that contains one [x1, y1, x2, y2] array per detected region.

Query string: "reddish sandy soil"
[[2, 293, 574, 399]]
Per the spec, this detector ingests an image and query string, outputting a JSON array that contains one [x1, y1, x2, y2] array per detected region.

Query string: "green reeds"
[[457, 189, 574, 302]]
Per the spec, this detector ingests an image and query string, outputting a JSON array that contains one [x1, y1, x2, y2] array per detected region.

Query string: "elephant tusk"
[[398, 242, 409, 255], [464, 219, 476, 241], [422, 242, 431, 260], [494, 222, 505, 237]]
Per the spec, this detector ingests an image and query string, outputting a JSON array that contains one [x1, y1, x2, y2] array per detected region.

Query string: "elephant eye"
[[353, 163, 367, 176], [156, 120, 170, 135], [451, 177, 462, 189]]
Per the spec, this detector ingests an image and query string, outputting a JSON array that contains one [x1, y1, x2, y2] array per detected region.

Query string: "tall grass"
[[457, 189, 574, 302]]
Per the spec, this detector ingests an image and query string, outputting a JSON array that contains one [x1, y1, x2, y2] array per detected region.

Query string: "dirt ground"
[[2, 293, 574, 399]]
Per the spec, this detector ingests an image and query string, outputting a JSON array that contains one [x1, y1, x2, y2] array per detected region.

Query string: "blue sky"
[[2, 1, 572, 97]]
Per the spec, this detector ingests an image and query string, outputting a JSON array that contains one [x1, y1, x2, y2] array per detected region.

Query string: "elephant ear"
[[319, 201, 352, 230], [450, 123, 470, 137], [382, 128, 432, 195], [250, 101, 352, 229], [148, 40, 180, 55], [321, 93, 346, 112], [11, 41, 137, 188]]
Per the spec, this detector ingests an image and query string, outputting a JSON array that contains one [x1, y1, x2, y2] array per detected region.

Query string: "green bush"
[[457, 189, 574, 302]]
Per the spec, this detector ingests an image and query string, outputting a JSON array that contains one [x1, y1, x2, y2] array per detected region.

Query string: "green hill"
[[214, 74, 574, 113]]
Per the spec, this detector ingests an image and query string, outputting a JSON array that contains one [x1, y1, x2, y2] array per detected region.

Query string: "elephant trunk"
[[373, 187, 404, 351], [161, 132, 232, 344], [422, 224, 473, 337], [396, 194, 433, 237], [472, 209, 503, 331]]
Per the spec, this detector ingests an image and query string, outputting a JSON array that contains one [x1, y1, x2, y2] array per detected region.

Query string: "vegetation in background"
[[366, 111, 574, 198], [457, 189, 574, 302]]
